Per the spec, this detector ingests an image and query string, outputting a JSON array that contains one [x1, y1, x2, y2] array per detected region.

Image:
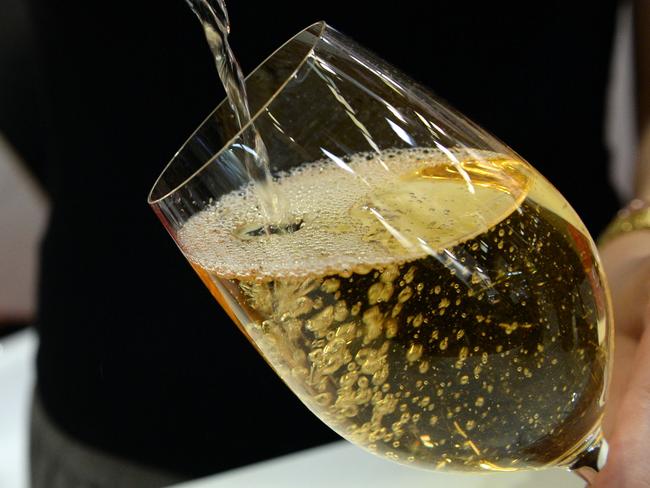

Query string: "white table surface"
[[173, 440, 583, 488], [0, 329, 36, 488]]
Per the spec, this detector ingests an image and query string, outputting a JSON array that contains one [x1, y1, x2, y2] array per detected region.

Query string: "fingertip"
[[573, 466, 597, 486]]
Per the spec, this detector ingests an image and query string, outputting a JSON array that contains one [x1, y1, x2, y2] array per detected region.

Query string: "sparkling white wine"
[[179, 148, 610, 472]]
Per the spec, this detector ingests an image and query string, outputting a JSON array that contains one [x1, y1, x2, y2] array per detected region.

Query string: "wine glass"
[[148, 22, 612, 477]]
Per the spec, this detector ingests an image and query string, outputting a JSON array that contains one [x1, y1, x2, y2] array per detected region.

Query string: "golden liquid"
[[179, 149, 611, 472]]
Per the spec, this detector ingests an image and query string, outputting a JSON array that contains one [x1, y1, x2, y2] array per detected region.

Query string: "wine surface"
[[179, 148, 609, 471]]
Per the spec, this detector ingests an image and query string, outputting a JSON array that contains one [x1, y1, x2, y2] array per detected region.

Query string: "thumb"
[[590, 309, 650, 488]]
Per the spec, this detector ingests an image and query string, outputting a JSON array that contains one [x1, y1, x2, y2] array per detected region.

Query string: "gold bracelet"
[[598, 198, 650, 246]]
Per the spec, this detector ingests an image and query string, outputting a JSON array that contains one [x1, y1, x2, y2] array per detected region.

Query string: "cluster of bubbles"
[[178, 147, 523, 280]]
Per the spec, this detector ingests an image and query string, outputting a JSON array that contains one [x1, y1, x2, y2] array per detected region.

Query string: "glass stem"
[[571, 438, 609, 483]]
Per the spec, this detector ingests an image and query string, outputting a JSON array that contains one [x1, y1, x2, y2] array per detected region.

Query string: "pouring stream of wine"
[[185, 0, 289, 227]]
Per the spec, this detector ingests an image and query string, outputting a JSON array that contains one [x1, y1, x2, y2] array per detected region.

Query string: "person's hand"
[[588, 230, 650, 487]]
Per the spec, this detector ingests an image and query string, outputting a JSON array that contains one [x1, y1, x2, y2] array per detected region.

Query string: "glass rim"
[[147, 20, 328, 205]]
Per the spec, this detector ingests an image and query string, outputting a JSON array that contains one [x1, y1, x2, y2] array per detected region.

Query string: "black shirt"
[[21, 0, 619, 479]]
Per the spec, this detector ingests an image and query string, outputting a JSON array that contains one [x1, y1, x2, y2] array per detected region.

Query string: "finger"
[[591, 306, 650, 488], [602, 333, 637, 436]]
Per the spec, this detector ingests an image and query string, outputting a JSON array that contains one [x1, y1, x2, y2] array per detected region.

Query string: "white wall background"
[[0, 135, 48, 321]]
